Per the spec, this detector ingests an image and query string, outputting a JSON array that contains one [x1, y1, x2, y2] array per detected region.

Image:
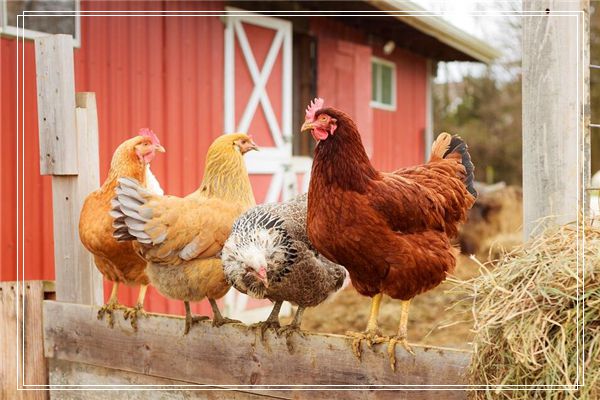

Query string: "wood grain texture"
[[44, 301, 470, 399], [34, 34, 78, 175], [522, 1, 590, 237], [1, 281, 51, 400], [50, 93, 103, 305]]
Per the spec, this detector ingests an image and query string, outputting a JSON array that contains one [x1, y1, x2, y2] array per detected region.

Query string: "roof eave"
[[367, 0, 502, 64]]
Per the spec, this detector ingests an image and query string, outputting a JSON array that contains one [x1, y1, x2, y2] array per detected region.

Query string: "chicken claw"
[[387, 335, 415, 371], [209, 298, 241, 327], [250, 319, 281, 342], [277, 324, 305, 353], [345, 330, 387, 360], [184, 314, 209, 335], [123, 305, 147, 331], [97, 301, 125, 328]]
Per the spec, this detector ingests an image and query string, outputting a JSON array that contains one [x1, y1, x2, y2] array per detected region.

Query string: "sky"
[[411, 1, 522, 82]]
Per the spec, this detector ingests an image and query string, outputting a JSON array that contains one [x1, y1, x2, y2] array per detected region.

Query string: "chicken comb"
[[305, 98, 324, 121], [138, 128, 161, 146]]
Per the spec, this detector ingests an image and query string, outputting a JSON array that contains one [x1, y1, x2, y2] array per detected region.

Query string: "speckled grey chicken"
[[221, 193, 346, 338]]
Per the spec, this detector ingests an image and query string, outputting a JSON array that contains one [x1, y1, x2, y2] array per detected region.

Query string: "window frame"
[[370, 56, 397, 111], [0, 0, 81, 47]]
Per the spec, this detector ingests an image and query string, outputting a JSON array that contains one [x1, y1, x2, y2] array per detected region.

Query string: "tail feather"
[[430, 132, 452, 160], [443, 135, 477, 198]]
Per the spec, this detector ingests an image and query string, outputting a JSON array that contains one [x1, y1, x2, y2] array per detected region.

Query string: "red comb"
[[138, 128, 160, 145], [305, 98, 324, 121]]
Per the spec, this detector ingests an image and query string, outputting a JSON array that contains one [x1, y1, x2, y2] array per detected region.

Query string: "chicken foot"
[[346, 293, 386, 360], [277, 306, 306, 353], [249, 300, 282, 342], [183, 301, 209, 335], [387, 299, 415, 371], [209, 298, 241, 327], [97, 282, 125, 328], [123, 284, 148, 331]]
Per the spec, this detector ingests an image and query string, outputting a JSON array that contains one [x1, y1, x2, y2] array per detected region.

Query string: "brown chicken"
[[79, 129, 165, 330], [111, 133, 257, 334], [300, 99, 476, 370]]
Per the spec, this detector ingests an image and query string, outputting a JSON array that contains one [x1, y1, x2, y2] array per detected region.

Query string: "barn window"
[[371, 57, 396, 111], [0, 0, 80, 46]]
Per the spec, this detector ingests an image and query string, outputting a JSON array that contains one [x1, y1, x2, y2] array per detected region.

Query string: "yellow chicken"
[[111, 133, 257, 333]]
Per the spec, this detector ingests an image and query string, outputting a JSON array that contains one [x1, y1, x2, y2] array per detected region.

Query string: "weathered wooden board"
[[522, 1, 590, 237], [48, 359, 285, 400], [35, 34, 78, 175], [44, 301, 470, 399], [1, 281, 52, 400]]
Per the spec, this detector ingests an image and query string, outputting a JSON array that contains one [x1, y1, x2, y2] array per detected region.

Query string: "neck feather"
[[312, 120, 378, 192], [200, 149, 255, 207]]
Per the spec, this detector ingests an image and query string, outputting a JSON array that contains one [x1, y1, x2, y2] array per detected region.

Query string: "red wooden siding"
[[311, 18, 427, 170], [1, 1, 234, 317]]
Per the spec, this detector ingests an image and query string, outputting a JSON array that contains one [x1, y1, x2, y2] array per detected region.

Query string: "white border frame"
[[11, 8, 588, 394], [0, 0, 81, 47], [370, 55, 397, 111]]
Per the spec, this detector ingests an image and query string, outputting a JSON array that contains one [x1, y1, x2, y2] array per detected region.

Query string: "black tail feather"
[[443, 135, 477, 198]]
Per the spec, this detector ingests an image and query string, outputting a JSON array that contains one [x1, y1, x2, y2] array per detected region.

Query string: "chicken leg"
[[250, 300, 282, 342], [388, 299, 415, 371], [278, 306, 306, 353], [183, 300, 209, 334], [209, 298, 241, 327], [346, 293, 386, 360], [123, 284, 149, 331], [97, 282, 125, 328]]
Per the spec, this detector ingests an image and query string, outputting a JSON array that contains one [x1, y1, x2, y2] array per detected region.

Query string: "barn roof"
[[368, 0, 501, 63]]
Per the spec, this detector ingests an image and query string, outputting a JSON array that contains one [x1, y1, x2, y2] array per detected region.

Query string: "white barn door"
[[224, 10, 295, 203], [223, 10, 296, 321]]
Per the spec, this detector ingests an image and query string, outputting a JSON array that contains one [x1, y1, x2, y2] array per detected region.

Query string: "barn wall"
[[2, 6, 428, 317], [1, 0, 230, 316], [310, 18, 428, 171]]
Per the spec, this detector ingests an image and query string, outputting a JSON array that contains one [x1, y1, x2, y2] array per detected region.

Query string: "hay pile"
[[461, 223, 599, 399]]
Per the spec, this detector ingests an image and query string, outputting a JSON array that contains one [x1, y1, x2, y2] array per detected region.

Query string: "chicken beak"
[[257, 266, 269, 288], [249, 140, 259, 152], [300, 121, 313, 132], [155, 144, 166, 153]]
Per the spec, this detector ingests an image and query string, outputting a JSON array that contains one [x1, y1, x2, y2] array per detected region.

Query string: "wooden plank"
[[74, 93, 104, 306], [44, 301, 470, 399], [522, 1, 590, 237], [48, 360, 284, 400], [50, 94, 103, 305], [35, 34, 78, 175], [1, 281, 51, 400]]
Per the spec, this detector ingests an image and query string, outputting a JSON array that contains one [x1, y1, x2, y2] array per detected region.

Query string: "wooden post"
[[34, 35, 103, 305], [522, 1, 590, 238]]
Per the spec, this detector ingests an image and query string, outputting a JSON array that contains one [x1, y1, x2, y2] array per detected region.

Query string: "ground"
[[282, 255, 480, 350]]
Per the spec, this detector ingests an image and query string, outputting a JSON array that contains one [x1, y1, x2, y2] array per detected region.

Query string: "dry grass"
[[453, 223, 599, 399]]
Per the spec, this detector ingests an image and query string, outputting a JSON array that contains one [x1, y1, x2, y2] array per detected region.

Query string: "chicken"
[[221, 193, 346, 345], [300, 98, 476, 370], [111, 133, 258, 334], [79, 128, 165, 330]]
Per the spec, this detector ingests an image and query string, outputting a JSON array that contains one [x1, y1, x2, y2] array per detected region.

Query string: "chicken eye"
[[320, 115, 327, 121]]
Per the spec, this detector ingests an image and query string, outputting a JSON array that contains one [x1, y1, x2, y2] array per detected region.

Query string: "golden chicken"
[[111, 133, 257, 334], [79, 129, 165, 330]]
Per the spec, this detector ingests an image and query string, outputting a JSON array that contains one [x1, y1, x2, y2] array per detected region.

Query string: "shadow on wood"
[[44, 300, 471, 399]]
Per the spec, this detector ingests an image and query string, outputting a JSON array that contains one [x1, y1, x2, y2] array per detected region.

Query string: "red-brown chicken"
[[300, 98, 476, 370]]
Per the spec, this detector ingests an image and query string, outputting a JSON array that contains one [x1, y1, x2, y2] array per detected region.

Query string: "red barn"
[[1, 1, 497, 320]]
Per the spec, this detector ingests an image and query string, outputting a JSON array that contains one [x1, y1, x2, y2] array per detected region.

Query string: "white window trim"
[[370, 56, 397, 111], [0, 1, 81, 47]]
